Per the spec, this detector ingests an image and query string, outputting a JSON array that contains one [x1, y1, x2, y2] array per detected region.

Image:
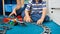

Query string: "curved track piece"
[[0, 26, 12, 34], [25, 22, 51, 34]]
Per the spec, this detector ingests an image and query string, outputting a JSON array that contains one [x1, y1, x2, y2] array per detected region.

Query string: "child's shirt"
[[25, 0, 46, 14]]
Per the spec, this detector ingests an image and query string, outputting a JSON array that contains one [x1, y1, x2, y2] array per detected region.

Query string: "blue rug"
[[0, 16, 60, 34]]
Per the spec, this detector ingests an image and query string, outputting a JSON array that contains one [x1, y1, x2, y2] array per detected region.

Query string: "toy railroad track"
[[18, 21, 51, 34], [40, 25, 51, 34], [0, 30, 6, 34], [0, 26, 11, 34], [29, 23, 51, 34]]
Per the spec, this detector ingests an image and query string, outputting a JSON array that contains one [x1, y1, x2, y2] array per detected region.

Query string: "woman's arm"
[[15, 0, 24, 11], [9, 0, 24, 16]]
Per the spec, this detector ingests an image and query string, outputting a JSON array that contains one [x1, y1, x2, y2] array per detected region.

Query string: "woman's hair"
[[32, 0, 42, 3]]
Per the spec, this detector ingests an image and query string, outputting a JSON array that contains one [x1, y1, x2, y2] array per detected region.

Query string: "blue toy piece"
[[8, 20, 15, 25]]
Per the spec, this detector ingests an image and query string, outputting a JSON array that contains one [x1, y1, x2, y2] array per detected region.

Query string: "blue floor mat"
[[43, 21, 60, 34], [0, 16, 60, 34], [0, 21, 60, 34]]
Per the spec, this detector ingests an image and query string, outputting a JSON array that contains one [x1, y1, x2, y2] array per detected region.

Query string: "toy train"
[[3, 15, 23, 26]]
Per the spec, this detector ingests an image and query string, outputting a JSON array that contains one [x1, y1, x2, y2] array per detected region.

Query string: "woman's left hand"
[[37, 18, 44, 25]]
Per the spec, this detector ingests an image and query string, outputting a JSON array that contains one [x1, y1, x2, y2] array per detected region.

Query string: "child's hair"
[[32, 0, 42, 3]]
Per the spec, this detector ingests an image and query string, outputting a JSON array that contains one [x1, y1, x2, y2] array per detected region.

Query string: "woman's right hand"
[[9, 9, 17, 17]]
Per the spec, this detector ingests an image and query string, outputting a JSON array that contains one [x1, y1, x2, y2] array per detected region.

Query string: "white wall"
[[47, 0, 60, 25]]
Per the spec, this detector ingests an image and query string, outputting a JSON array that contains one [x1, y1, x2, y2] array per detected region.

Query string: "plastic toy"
[[3, 15, 23, 26]]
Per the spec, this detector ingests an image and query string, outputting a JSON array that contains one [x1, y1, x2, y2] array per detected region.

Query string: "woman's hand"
[[24, 16, 32, 22], [9, 9, 17, 17]]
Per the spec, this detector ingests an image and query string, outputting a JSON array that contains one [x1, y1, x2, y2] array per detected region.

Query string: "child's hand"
[[37, 18, 44, 25], [24, 16, 32, 22]]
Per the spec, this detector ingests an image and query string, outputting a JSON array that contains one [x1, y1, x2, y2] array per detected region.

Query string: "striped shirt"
[[25, 0, 46, 14]]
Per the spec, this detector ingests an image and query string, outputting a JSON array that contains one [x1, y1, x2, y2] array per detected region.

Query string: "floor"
[[0, 16, 60, 34]]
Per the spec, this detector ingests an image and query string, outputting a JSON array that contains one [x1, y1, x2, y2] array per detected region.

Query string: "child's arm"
[[37, 8, 47, 24], [40, 8, 47, 21], [24, 1, 32, 22], [25, 0, 32, 17], [25, 10, 30, 17], [24, 10, 32, 22], [40, 1, 47, 21], [37, 1, 47, 24]]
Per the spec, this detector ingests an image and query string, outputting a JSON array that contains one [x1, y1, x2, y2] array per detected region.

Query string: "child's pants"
[[21, 11, 50, 22]]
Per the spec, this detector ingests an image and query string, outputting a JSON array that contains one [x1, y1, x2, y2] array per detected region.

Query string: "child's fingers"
[[28, 19, 32, 22], [24, 18, 26, 21], [23, 16, 32, 22], [28, 17, 32, 22], [37, 21, 42, 25], [37, 22, 39, 24], [23, 18, 25, 21], [26, 19, 30, 22], [30, 19, 32, 22], [26, 20, 29, 22], [23, 17, 26, 21]]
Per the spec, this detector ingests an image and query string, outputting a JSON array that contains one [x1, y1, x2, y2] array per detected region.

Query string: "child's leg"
[[31, 13, 42, 22], [31, 14, 50, 22], [44, 15, 50, 22], [21, 12, 42, 22], [21, 12, 50, 22]]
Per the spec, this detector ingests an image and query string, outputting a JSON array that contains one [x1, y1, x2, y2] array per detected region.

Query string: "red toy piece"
[[17, 15, 23, 21], [3, 18, 11, 23], [17, 15, 22, 18], [3, 15, 23, 25], [17, 15, 23, 23]]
